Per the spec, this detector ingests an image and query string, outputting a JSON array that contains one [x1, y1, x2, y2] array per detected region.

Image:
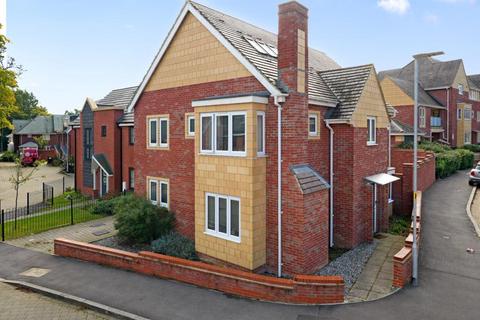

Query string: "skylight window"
[[244, 36, 277, 58]]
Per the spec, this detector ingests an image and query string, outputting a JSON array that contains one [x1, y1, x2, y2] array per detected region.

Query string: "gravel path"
[[317, 241, 378, 292]]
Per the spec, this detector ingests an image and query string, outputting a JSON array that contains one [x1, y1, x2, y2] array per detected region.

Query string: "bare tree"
[[9, 159, 38, 228]]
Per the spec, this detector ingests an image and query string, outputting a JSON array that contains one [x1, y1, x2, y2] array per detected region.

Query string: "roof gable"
[[386, 76, 443, 108], [97, 86, 138, 110]]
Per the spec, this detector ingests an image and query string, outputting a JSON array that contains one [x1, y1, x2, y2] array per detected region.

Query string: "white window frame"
[[200, 112, 247, 157], [159, 118, 169, 147], [464, 107, 472, 120], [477, 111, 480, 122], [367, 116, 377, 145], [187, 115, 195, 136], [148, 118, 158, 147], [257, 111, 265, 156], [458, 84, 464, 95], [159, 181, 169, 208], [308, 113, 318, 136], [419, 107, 426, 128], [149, 179, 158, 205], [205, 193, 241, 243]]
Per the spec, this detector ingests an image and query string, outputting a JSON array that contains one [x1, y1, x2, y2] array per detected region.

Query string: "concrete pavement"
[[0, 171, 478, 319]]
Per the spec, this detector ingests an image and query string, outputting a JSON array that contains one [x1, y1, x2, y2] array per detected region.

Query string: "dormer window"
[[244, 36, 277, 58], [458, 84, 464, 95]]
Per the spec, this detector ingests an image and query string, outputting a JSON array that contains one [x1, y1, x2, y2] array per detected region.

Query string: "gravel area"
[[94, 236, 151, 253], [317, 240, 378, 292]]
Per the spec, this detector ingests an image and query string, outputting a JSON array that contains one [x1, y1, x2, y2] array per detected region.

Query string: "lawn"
[[2, 200, 101, 240]]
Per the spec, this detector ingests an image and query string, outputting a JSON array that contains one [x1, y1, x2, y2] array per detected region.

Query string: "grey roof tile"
[[15, 115, 67, 135], [118, 112, 134, 125], [97, 86, 138, 110], [391, 119, 425, 136], [93, 153, 113, 175], [468, 74, 480, 90], [12, 120, 30, 133], [290, 164, 330, 194]]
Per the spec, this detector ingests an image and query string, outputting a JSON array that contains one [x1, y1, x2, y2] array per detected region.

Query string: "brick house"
[[379, 57, 480, 147], [66, 0, 397, 276], [74, 87, 137, 197]]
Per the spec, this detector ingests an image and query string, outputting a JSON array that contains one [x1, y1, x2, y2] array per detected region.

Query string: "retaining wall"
[[54, 238, 344, 304]]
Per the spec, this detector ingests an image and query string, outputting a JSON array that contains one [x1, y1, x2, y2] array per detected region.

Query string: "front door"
[[101, 170, 108, 196]]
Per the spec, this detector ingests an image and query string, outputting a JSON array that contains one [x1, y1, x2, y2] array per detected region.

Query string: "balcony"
[[431, 117, 442, 127]]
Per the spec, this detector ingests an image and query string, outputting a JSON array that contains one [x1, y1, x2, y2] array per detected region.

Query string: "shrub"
[[461, 144, 480, 153], [419, 141, 451, 153], [388, 216, 411, 236], [50, 157, 63, 167], [396, 141, 413, 149], [92, 197, 118, 216], [0, 151, 18, 162], [114, 194, 174, 244], [151, 232, 197, 260], [454, 149, 474, 170], [436, 151, 461, 178]]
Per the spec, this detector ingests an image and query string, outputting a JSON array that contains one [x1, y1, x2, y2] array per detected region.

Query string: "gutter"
[[274, 94, 287, 277]]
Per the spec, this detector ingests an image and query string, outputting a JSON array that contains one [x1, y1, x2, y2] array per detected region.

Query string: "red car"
[[21, 147, 39, 166]]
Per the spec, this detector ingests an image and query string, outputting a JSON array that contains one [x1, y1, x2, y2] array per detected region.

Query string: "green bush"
[[388, 216, 411, 236], [396, 141, 413, 149], [461, 144, 480, 153], [50, 157, 63, 167], [0, 151, 18, 162], [92, 197, 118, 216], [419, 141, 451, 153], [151, 232, 197, 260], [436, 151, 461, 178], [454, 149, 474, 170], [114, 194, 174, 244]]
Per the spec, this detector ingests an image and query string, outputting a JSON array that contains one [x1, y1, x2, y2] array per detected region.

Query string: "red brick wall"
[[68, 129, 76, 158], [134, 76, 266, 239], [54, 238, 344, 304], [15, 133, 66, 152], [121, 126, 135, 191]]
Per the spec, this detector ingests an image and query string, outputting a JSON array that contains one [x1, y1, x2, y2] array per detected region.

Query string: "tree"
[[33, 135, 48, 150], [12, 89, 49, 119], [9, 159, 39, 229], [0, 24, 21, 129], [64, 108, 80, 116]]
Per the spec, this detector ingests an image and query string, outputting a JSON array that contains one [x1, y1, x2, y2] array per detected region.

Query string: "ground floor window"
[[129, 168, 134, 190], [205, 193, 240, 242], [148, 177, 169, 208], [465, 132, 471, 144]]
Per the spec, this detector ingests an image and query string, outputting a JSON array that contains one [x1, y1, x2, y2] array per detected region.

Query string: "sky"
[[4, 0, 480, 114]]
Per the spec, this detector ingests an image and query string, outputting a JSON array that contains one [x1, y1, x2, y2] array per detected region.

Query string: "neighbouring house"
[[73, 86, 137, 196], [73, 1, 396, 276], [12, 115, 69, 160], [379, 57, 480, 147], [467, 74, 480, 143]]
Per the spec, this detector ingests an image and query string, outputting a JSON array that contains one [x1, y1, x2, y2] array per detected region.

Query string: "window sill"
[[204, 231, 241, 243], [147, 145, 170, 151], [366, 142, 378, 146], [388, 199, 394, 204], [199, 152, 246, 158]]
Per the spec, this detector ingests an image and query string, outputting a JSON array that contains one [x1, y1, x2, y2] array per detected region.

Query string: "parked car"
[[469, 163, 480, 185]]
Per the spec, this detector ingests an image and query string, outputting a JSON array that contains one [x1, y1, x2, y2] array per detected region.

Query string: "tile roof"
[[378, 58, 462, 89], [12, 120, 30, 133], [290, 164, 330, 194], [97, 86, 138, 110], [390, 119, 426, 136], [15, 115, 67, 135], [118, 112, 134, 125], [386, 76, 444, 108], [93, 154, 113, 176], [468, 75, 480, 90], [190, 1, 340, 91], [386, 105, 397, 118], [320, 65, 373, 120]]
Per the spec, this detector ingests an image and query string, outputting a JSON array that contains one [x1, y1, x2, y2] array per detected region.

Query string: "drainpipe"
[[388, 124, 391, 168], [325, 121, 334, 248], [446, 88, 450, 143], [274, 95, 286, 277]]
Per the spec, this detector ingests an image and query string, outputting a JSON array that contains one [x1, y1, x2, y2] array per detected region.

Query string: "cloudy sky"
[[4, 0, 480, 114]]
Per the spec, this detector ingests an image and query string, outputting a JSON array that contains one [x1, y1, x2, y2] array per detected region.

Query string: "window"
[[367, 117, 377, 145], [465, 132, 471, 144], [464, 107, 472, 120], [148, 178, 169, 208], [101, 126, 107, 137], [419, 107, 426, 128], [148, 116, 168, 148], [128, 168, 134, 190], [257, 112, 265, 155], [83, 128, 93, 160], [187, 115, 195, 136], [309, 113, 318, 136], [128, 127, 135, 145], [205, 193, 240, 242], [458, 84, 464, 95], [200, 112, 246, 156], [244, 36, 277, 58], [457, 108, 463, 120], [477, 111, 480, 122]]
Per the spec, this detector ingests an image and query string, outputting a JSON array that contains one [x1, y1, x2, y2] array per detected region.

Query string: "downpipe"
[[274, 95, 285, 277], [325, 121, 334, 247]]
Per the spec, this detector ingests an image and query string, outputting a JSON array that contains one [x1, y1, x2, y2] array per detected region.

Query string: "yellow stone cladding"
[[194, 102, 267, 270], [380, 77, 414, 107], [452, 62, 470, 93], [352, 68, 390, 128], [297, 29, 306, 93], [456, 103, 472, 147], [145, 13, 251, 92]]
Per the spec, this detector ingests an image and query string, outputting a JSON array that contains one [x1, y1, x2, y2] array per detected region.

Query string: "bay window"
[[200, 112, 246, 156], [205, 193, 240, 242]]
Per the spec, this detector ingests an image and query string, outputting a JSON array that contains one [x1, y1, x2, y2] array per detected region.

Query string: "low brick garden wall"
[[54, 238, 344, 304], [392, 191, 422, 288]]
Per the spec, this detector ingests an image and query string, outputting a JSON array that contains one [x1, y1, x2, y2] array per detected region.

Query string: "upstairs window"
[[367, 116, 377, 145], [83, 128, 93, 160], [257, 112, 265, 155], [187, 115, 195, 136], [464, 107, 472, 120], [419, 107, 426, 128], [200, 112, 246, 156], [101, 125, 107, 137], [147, 116, 169, 149], [457, 108, 463, 120], [458, 84, 464, 95], [128, 127, 135, 145], [309, 113, 318, 136]]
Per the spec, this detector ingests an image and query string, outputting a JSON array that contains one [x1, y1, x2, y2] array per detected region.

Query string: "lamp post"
[[412, 51, 444, 286]]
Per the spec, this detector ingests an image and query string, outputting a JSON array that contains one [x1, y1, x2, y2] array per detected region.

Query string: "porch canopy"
[[364, 173, 399, 185], [92, 153, 113, 176]]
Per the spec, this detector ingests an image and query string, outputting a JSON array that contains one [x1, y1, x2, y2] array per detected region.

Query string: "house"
[[73, 86, 137, 196], [467, 75, 480, 143], [74, 1, 395, 276], [379, 57, 480, 147], [12, 115, 69, 159]]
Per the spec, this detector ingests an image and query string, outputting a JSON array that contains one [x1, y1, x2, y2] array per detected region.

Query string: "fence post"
[[27, 193, 30, 216], [70, 198, 74, 225], [63, 177, 65, 194], [42, 183, 45, 203], [1, 210, 4, 241], [51, 187, 54, 206]]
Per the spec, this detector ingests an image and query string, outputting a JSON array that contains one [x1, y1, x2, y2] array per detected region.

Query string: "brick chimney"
[[278, 1, 308, 94]]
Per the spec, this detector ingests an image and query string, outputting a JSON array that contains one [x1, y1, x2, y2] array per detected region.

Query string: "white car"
[[469, 163, 480, 186]]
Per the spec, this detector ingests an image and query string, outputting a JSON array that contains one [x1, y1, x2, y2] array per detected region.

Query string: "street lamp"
[[412, 51, 444, 286]]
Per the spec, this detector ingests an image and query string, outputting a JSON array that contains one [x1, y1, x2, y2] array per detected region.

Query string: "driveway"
[[0, 163, 73, 210], [0, 171, 478, 319]]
